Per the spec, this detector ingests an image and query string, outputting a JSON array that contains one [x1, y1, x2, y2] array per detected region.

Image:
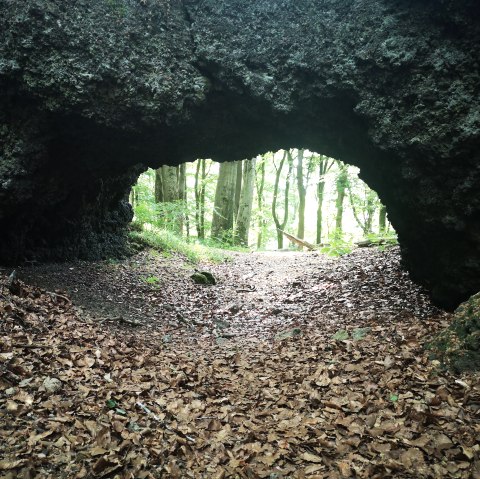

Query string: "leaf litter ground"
[[0, 247, 479, 478]]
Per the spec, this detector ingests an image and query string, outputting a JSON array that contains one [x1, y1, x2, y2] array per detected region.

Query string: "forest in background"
[[129, 149, 396, 256]]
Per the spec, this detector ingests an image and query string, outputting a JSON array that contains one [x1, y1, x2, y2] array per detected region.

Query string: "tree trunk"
[[379, 204, 387, 233], [129, 187, 138, 209], [234, 160, 243, 220], [256, 158, 266, 249], [234, 158, 256, 246], [211, 161, 237, 242], [194, 160, 201, 238], [365, 192, 376, 235], [335, 161, 348, 234], [316, 154, 334, 244], [316, 180, 325, 244], [200, 160, 206, 237], [155, 169, 164, 203], [272, 151, 292, 249], [296, 149, 306, 241], [194, 159, 208, 239], [155, 165, 182, 233], [178, 163, 187, 236], [160, 165, 179, 202], [194, 159, 206, 239]]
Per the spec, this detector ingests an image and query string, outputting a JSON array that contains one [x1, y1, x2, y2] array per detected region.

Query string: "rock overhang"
[[0, 0, 479, 309]]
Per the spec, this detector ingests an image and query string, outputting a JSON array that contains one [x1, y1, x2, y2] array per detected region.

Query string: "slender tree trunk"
[[211, 161, 237, 241], [272, 152, 286, 249], [296, 149, 306, 241], [365, 193, 376, 235], [316, 155, 334, 244], [195, 159, 208, 239], [234, 158, 256, 246], [178, 163, 187, 236], [316, 181, 325, 244], [348, 182, 378, 236], [194, 160, 202, 239], [272, 151, 292, 249], [234, 160, 243, 220], [129, 187, 137, 208], [200, 160, 206, 237], [335, 161, 348, 234], [155, 169, 164, 203], [256, 158, 266, 249], [379, 204, 387, 233], [283, 153, 294, 244]]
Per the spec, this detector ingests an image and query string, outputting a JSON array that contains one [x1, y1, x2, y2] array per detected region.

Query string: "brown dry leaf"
[[28, 429, 54, 446], [91, 456, 122, 477], [433, 433, 454, 450], [304, 464, 323, 474], [1, 249, 479, 479], [5, 400, 18, 413], [89, 447, 108, 456], [300, 452, 323, 463], [338, 461, 352, 477], [399, 448, 426, 469], [0, 460, 26, 470]]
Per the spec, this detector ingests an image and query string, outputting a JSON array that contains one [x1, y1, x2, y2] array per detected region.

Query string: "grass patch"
[[129, 229, 231, 264]]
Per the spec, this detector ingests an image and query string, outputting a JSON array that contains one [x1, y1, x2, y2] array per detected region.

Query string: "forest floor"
[[0, 247, 479, 479]]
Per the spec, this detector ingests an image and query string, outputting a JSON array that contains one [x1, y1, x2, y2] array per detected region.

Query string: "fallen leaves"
[[1, 248, 479, 478]]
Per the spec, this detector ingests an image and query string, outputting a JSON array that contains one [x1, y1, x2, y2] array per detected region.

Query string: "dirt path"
[[1, 247, 479, 478], [14, 247, 439, 344]]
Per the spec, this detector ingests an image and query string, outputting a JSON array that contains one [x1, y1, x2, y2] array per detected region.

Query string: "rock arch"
[[0, 0, 479, 308]]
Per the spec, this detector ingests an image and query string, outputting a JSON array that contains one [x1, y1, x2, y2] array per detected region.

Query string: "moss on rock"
[[428, 292, 480, 372], [191, 271, 216, 285]]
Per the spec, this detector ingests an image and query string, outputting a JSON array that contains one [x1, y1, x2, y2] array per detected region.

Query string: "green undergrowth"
[[320, 235, 354, 257], [321, 232, 398, 257], [128, 229, 231, 264]]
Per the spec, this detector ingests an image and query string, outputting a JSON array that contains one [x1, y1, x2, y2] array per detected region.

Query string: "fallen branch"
[[278, 229, 316, 251], [236, 286, 256, 293], [355, 239, 387, 248], [46, 291, 72, 304]]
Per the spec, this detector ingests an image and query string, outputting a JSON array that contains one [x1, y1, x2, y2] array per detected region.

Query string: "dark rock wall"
[[0, 0, 479, 308]]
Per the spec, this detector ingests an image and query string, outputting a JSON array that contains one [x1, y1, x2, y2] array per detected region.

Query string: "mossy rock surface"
[[428, 291, 480, 372], [199, 271, 216, 285], [191, 271, 216, 285]]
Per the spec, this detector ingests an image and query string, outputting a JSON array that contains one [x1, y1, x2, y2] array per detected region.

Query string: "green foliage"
[[131, 169, 189, 233], [155, 200, 189, 232], [199, 236, 249, 253], [144, 275, 160, 285], [129, 229, 229, 264], [352, 327, 370, 340], [211, 227, 237, 247], [130, 152, 396, 253], [332, 329, 349, 340], [321, 233, 354, 257]]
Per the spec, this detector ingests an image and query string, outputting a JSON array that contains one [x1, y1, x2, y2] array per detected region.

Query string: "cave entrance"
[[129, 149, 395, 256]]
